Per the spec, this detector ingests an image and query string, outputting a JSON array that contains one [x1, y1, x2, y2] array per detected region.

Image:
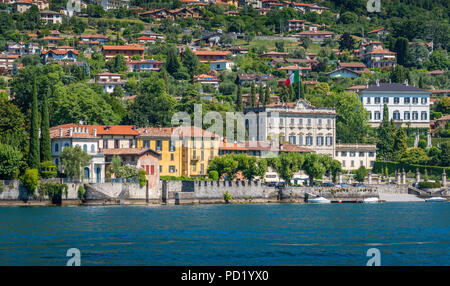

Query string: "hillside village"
[[0, 0, 449, 191]]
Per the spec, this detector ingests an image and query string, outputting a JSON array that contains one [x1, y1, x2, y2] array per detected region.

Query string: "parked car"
[[322, 182, 334, 187]]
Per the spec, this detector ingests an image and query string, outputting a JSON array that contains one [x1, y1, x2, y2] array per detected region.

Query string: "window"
[[54, 143, 59, 153], [412, 111, 418, 120], [350, 151, 356, 157], [366, 97, 371, 104], [360, 161, 364, 167], [412, 97, 418, 104], [351, 160, 354, 167], [114, 140, 119, 149], [290, 118, 294, 125], [143, 140, 150, 148], [421, 97, 427, 104], [170, 154, 174, 161], [289, 136, 296, 145], [404, 97, 410, 104], [404, 112, 410, 120], [383, 97, 389, 104], [370, 161, 375, 167], [156, 140, 162, 151], [103, 140, 108, 149], [341, 151, 347, 157], [318, 119, 322, 126], [129, 139, 134, 148], [169, 166, 175, 173], [374, 111, 381, 120], [201, 164, 204, 174], [307, 119, 312, 126], [326, 136, 333, 146], [369, 152, 375, 157], [375, 97, 380, 104], [201, 150, 204, 160], [342, 160, 346, 167], [393, 111, 400, 120], [394, 97, 399, 104], [421, 111, 427, 120], [306, 136, 313, 145], [359, 152, 364, 157], [368, 112, 372, 120], [280, 118, 283, 125], [169, 140, 175, 151], [298, 136, 303, 146], [83, 144, 87, 152], [192, 164, 196, 172], [91, 145, 95, 153], [299, 119, 303, 126], [159, 165, 162, 172], [316, 136, 324, 146]]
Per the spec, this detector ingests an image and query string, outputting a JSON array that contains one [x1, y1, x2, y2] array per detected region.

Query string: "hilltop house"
[[237, 74, 274, 86], [39, 10, 62, 24], [90, 72, 127, 94], [209, 60, 234, 72], [128, 59, 163, 72], [101, 44, 145, 60], [7, 42, 40, 56], [192, 50, 231, 63], [41, 49, 78, 63], [297, 30, 333, 43], [0, 54, 20, 73]]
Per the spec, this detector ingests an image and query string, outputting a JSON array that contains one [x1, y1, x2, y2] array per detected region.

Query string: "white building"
[[244, 99, 336, 157], [39, 10, 63, 24], [50, 125, 105, 183], [335, 144, 377, 170], [91, 72, 126, 94], [360, 81, 431, 128]]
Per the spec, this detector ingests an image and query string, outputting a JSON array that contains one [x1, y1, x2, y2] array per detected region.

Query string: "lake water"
[[0, 203, 449, 266]]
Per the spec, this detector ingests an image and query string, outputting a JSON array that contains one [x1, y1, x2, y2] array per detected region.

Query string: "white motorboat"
[[425, 197, 447, 202], [308, 197, 331, 204], [363, 197, 379, 204]]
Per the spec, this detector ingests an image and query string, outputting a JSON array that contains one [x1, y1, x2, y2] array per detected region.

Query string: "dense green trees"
[[60, 146, 92, 179], [0, 99, 26, 149], [28, 77, 40, 170], [0, 143, 22, 179], [40, 88, 51, 162]]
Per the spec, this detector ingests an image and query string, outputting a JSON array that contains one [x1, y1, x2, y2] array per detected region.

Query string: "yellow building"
[[136, 126, 220, 177]]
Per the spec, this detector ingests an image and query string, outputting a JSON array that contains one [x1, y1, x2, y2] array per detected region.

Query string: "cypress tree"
[[236, 85, 243, 112], [250, 82, 256, 108], [376, 104, 395, 161], [28, 77, 40, 169], [40, 87, 51, 162], [258, 85, 265, 106], [393, 127, 407, 161], [264, 85, 271, 105]]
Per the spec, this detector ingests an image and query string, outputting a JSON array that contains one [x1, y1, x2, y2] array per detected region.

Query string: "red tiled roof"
[[338, 62, 367, 68], [138, 126, 219, 139], [102, 44, 145, 51], [51, 124, 139, 136], [193, 50, 231, 56]]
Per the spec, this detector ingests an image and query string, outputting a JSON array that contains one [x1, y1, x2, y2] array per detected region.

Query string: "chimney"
[[69, 127, 73, 136], [93, 128, 97, 137], [59, 128, 63, 137]]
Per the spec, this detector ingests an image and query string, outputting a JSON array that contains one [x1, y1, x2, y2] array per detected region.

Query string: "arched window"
[[54, 143, 59, 152], [64, 143, 70, 148], [83, 144, 87, 152], [91, 145, 95, 153]]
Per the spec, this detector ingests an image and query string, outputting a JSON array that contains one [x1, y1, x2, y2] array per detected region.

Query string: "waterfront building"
[[335, 144, 377, 170], [360, 81, 431, 128], [136, 126, 220, 177], [244, 99, 337, 157]]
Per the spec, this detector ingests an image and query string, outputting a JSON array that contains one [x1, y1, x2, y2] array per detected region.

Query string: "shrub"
[[139, 169, 147, 187], [418, 181, 441, 189], [0, 143, 22, 180], [78, 186, 86, 202], [39, 161, 57, 178], [209, 170, 219, 180], [354, 166, 368, 182], [224, 191, 232, 203], [38, 182, 68, 204], [21, 168, 39, 195]]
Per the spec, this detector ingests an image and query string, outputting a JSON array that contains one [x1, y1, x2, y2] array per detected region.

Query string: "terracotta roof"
[[277, 65, 312, 71], [102, 148, 161, 158], [51, 124, 139, 136], [138, 126, 219, 139], [338, 62, 367, 68], [365, 48, 396, 55], [428, 70, 445, 75], [298, 30, 333, 35], [137, 36, 156, 40], [0, 54, 20, 59], [194, 74, 220, 82], [41, 49, 79, 55], [368, 28, 387, 34], [81, 34, 108, 39], [193, 50, 231, 56], [97, 72, 122, 76], [102, 44, 145, 51]]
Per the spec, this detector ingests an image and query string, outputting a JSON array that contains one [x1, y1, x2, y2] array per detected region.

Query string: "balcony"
[[191, 155, 199, 162]]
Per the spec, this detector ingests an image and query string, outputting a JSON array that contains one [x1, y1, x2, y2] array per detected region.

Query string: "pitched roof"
[[338, 62, 367, 68], [193, 50, 231, 56], [363, 83, 430, 93], [138, 126, 219, 139], [102, 44, 145, 51], [51, 124, 139, 136], [102, 148, 161, 158]]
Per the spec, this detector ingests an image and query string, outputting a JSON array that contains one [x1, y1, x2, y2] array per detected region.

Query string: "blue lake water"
[[0, 203, 449, 266]]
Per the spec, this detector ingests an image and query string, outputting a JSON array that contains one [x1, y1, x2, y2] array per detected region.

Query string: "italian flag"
[[285, 70, 300, 86]]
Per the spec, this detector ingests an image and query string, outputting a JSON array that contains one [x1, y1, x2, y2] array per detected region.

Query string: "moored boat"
[[308, 197, 331, 204], [425, 197, 447, 202], [363, 197, 379, 204]]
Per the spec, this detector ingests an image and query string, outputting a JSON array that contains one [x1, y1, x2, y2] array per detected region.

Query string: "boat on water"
[[425, 197, 447, 202], [363, 197, 379, 204], [308, 197, 331, 204]]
